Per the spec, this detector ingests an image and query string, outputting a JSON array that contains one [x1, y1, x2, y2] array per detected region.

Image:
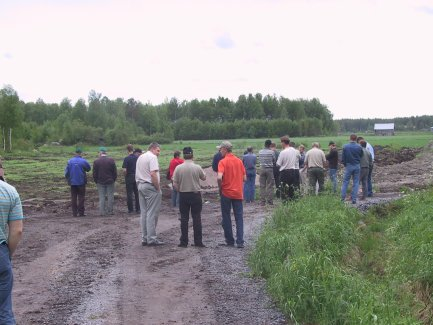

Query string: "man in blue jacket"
[[65, 148, 91, 217], [341, 134, 363, 204]]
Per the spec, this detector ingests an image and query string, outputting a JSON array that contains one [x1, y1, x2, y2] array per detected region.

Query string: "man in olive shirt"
[[173, 147, 206, 248]]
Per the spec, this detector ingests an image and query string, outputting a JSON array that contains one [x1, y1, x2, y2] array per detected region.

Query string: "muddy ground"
[[11, 144, 433, 325]]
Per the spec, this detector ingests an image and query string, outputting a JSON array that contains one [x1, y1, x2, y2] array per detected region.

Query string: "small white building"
[[374, 123, 395, 136]]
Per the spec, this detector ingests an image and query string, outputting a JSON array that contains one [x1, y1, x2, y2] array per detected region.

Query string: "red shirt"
[[218, 153, 245, 199], [169, 158, 184, 180]]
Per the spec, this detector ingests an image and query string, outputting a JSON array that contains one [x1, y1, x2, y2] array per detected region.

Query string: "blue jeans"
[[220, 194, 244, 245], [367, 164, 374, 196], [243, 171, 256, 202], [328, 168, 337, 193], [341, 164, 360, 203], [0, 244, 15, 325], [171, 187, 180, 208]]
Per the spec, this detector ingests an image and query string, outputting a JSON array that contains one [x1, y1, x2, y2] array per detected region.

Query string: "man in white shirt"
[[276, 135, 300, 201], [136, 142, 164, 246]]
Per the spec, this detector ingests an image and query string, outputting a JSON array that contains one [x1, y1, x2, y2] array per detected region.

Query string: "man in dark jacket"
[[65, 148, 91, 217], [122, 144, 141, 213], [93, 147, 117, 216], [326, 141, 339, 193]]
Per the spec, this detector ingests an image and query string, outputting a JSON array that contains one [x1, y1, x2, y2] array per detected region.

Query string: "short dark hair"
[[133, 148, 142, 154], [350, 134, 357, 141], [289, 141, 296, 147], [247, 146, 253, 153], [127, 144, 134, 152], [264, 139, 272, 148], [174, 150, 181, 158], [356, 136, 364, 143], [280, 135, 290, 145], [359, 140, 367, 148]]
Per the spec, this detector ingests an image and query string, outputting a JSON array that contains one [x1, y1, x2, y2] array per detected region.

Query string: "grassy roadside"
[[249, 190, 433, 324]]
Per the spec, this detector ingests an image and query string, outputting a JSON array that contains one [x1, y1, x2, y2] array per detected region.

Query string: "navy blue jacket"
[[342, 142, 363, 166]]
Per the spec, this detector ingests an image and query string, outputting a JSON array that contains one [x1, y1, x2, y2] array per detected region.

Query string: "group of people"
[[231, 134, 374, 206]]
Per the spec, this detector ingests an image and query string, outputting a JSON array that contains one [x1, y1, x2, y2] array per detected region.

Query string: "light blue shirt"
[[0, 181, 24, 244]]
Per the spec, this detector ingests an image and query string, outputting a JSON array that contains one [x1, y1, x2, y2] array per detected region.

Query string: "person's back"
[[66, 155, 90, 185], [219, 153, 245, 199], [342, 142, 363, 165], [93, 155, 117, 185], [212, 150, 223, 172]]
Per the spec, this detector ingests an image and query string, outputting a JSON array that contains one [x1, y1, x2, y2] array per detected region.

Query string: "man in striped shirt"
[[258, 139, 276, 206], [0, 179, 24, 324]]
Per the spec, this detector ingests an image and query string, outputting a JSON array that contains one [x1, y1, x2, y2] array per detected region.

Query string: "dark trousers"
[[273, 166, 281, 198], [279, 169, 300, 201], [179, 192, 203, 246], [220, 194, 244, 245], [71, 185, 86, 216], [308, 167, 325, 194], [125, 174, 140, 212]]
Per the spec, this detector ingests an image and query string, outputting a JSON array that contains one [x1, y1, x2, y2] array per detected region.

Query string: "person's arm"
[[93, 162, 98, 183], [84, 160, 91, 172], [150, 170, 160, 191], [8, 219, 23, 256], [199, 167, 206, 181], [113, 161, 117, 182], [217, 172, 223, 195]]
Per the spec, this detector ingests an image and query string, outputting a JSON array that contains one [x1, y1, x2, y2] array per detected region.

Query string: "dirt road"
[[11, 143, 433, 324], [13, 190, 287, 325]]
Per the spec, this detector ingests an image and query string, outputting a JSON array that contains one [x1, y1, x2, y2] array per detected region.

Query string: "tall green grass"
[[249, 191, 433, 324]]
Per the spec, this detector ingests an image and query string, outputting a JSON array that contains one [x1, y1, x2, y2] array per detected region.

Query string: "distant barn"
[[374, 123, 395, 136]]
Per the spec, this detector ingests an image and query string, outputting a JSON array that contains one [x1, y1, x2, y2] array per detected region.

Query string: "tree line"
[[338, 117, 433, 133], [0, 86, 335, 150]]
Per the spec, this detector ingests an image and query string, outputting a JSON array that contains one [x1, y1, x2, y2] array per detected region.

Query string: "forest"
[[0, 85, 432, 151]]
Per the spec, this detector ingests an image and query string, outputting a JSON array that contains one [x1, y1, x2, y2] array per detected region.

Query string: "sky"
[[1, 0, 432, 119]]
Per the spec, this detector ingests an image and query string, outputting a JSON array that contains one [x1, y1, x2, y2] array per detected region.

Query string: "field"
[[1, 132, 432, 324]]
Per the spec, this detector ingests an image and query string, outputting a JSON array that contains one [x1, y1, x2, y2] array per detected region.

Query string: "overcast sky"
[[1, 0, 432, 119]]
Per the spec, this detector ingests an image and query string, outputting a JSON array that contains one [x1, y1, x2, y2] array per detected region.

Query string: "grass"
[[249, 189, 433, 324]]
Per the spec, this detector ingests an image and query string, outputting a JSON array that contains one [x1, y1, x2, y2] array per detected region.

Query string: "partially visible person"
[[341, 134, 363, 204], [122, 144, 140, 214], [217, 141, 246, 248], [0, 159, 5, 182], [168, 150, 184, 208], [258, 139, 275, 206], [326, 141, 339, 193], [93, 147, 117, 216], [357, 136, 375, 197], [270, 142, 280, 198], [298, 144, 307, 194], [276, 136, 300, 201], [172, 147, 206, 248], [359, 140, 372, 200], [0, 179, 24, 324], [304, 142, 326, 194], [242, 146, 257, 203], [212, 147, 223, 173], [64, 148, 91, 217], [136, 142, 164, 246]]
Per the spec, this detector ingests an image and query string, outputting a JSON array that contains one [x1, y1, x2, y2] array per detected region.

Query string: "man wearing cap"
[[172, 147, 206, 248], [65, 148, 91, 217], [258, 139, 276, 206], [93, 147, 117, 216], [136, 142, 164, 246], [122, 144, 141, 214], [217, 141, 246, 248], [326, 141, 339, 193], [0, 179, 23, 324]]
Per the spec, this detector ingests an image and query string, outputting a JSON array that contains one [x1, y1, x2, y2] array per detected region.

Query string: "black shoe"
[[148, 240, 165, 246], [142, 241, 147, 246], [237, 243, 245, 248], [78, 214, 86, 217], [178, 243, 188, 248], [193, 243, 206, 247], [218, 243, 234, 247], [128, 210, 134, 214]]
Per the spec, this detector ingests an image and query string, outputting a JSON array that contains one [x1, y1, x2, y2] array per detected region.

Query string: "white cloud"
[[0, 0, 432, 118]]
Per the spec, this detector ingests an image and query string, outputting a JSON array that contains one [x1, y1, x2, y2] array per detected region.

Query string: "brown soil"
[[11, 143, 433, 324]]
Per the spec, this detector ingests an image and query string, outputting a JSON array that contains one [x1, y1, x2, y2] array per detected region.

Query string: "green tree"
[[0, 85, 23, 151]]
